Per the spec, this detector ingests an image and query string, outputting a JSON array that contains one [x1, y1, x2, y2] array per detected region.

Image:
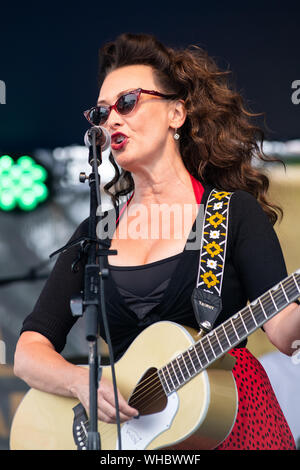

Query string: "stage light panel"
[[0, 155, 49, 211]]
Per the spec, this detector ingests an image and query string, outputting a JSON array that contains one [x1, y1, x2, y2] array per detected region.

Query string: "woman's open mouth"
[[111, 132, 129, 150]]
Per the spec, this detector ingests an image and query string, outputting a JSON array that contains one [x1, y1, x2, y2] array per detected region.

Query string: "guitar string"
[[98, 276, 300, 413], [188, 277, 300, 375], [81, 387, 170, 445], [132, 276, 299, 406], [76, 275, 300, 443], [127, 275, 300, 398], [76, 372, 164, 436], [129, 276, 300, 399], [81, 286, 299, 443], [77, 380, 168, 444], [205, 276, 300, 359], [81, 287, 300, 447], [122, 276, 300, 405], [77, 373, 164, 429], [100, 275, 300, 400]]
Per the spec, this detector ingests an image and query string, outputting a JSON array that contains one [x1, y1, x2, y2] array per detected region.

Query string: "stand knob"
[[70, 294, 83, 317], [100, 268, 109, 279], [79, 172, 88, 183]]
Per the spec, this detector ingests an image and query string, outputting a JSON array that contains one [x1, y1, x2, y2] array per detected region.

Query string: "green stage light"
[[0, 155, 49, 211]]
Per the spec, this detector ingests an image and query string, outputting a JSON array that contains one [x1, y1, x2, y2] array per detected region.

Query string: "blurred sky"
[[0, 0, 299, 154]]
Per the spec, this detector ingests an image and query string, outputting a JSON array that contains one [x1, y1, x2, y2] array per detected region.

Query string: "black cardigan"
[[20, 183, 288, 360]]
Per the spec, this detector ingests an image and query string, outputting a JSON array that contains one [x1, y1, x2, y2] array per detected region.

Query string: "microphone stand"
[[80, 127, 108, 450], [48, 126, 122, 450], [79, 126, 124, 451]]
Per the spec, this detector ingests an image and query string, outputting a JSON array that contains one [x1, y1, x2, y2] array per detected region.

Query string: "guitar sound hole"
[[128, 367, 167, 416]]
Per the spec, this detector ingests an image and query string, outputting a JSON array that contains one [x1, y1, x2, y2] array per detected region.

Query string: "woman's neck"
[[129, 156, 193, 207]]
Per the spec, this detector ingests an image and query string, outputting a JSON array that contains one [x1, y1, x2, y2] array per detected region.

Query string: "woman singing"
[[14, 33, 299, 450]]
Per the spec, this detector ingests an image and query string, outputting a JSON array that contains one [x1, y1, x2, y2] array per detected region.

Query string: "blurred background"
[[0, 0, 299, 450]]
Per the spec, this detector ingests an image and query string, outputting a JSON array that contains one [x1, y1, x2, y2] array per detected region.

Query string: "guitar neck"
[[159, 270, 300, 395]]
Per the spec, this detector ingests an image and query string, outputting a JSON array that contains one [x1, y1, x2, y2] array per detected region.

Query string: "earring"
[[174, 128, 180, 141]]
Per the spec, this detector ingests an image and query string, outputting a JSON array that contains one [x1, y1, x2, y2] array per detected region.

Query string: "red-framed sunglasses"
[[84, 88, 177, 126]]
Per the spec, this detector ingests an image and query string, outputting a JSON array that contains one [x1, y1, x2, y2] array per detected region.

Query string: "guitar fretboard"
[[158, 270, 300, 395]]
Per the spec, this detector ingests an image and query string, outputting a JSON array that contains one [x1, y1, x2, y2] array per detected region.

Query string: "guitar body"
[[10, 321, 238, 450]]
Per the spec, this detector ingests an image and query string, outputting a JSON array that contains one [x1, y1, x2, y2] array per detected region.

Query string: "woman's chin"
[[113, 151, 141, 172], [113, 151, 133, 171]]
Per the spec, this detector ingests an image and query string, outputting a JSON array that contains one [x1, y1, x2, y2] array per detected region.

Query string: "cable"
[[92, 130, 122, 450]]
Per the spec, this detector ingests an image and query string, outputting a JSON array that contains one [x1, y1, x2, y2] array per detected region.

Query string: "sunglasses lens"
[[89, 107, 109, 125], [117, 92, 138, 115]]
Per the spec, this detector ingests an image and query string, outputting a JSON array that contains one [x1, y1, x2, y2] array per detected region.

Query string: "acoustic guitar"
[[10, 270, 300, 450]]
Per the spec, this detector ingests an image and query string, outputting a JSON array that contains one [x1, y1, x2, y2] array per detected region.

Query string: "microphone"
[[84, 126, 111, 151]]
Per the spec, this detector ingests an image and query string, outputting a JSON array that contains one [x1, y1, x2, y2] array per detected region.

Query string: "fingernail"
[[134, 413, 140, 419]]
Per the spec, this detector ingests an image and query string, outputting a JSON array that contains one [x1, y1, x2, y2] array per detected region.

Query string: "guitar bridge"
[[72, 403, 89, 450]]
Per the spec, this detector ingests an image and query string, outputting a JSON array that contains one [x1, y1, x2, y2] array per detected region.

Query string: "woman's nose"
[[106, 107, 123, 130]]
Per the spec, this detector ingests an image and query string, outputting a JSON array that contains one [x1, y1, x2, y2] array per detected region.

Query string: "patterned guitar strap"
[[191, 189, 233, 333]]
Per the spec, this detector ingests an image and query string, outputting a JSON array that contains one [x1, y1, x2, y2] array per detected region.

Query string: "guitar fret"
[[213, 330, 224, 352], [294, 273, 300, 290], [208, 330, 223, 355], [160, 367, 171, 394], [187, 348, 197, 374], [280, 282, 289, 303], [283, 275, 300, 302], [178, 354, 191, 380], [221, 324, 231, 347], [199, 340, 209, 363], [281, 276, 299, 305], [170, 361, 181, 387], [224, 321, 238, 344], [241, 306, 256, 331], [195, 342, 208, 367], [189, 346, 201, 370], [268, 291, 278, 311], [193, 343, 204, 368], [216, 325, 229, 350], [232, 314, 247, 337], [230, 318, 240, 340], [201, 336, 215, 361], [239, 313, 249, 334], [248, 304, 258, 326], [258, 298, 268, 319], [250, 300, 266, 325], [272, 285, 287, 310], [182, 351, 193, 377], [165, 364, 176, 390], [260, 292, 277, 318], [176, 356, 186, 382], [206, 335, 217, 358], [157, 271, 300, 396], [292, 274, 300, 294]]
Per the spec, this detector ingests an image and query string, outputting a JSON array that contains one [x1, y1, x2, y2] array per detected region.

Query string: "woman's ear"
[[169, 99, 187, 130]]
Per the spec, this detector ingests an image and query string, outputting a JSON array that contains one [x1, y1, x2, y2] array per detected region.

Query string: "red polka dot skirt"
[[215, 348, 296, 450]]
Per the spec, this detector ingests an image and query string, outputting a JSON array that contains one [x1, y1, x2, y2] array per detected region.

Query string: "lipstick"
[[111, 132, 128, 151]]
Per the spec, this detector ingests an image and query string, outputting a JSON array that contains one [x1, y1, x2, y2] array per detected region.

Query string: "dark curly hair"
[[98, 32, 283, 225]]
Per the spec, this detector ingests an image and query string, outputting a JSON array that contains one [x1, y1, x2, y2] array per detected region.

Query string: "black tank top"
[[108, 253, 181, 320], [107, 173, 204, 321]]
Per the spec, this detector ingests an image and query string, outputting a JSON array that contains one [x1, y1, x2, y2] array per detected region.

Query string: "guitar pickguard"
[[117, 391, 179, 450]]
